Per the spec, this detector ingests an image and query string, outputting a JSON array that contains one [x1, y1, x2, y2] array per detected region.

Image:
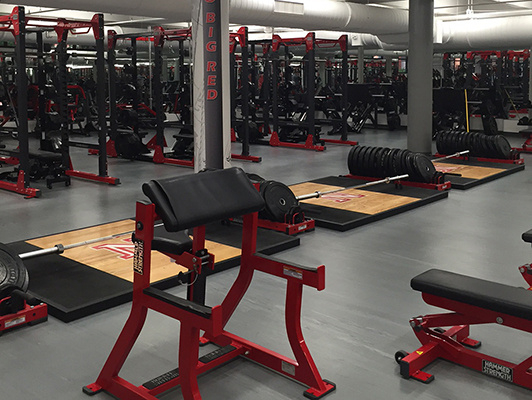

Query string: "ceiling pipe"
[[3, 1, 532, 52]]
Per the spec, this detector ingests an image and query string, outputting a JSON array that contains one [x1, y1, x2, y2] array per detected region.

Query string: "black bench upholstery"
[[412, 269, 532, 321], [522, 229, 532, 244], [151, 232, 192, 256], [142, 167, 265, 232]]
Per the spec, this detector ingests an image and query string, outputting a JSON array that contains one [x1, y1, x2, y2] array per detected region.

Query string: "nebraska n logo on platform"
[[92, 238, 135, 260]]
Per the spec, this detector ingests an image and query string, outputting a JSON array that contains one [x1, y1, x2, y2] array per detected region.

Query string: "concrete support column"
[[357, 46, 364, 83], [385, 56, 393, 77], [407, 0, 434, 154]]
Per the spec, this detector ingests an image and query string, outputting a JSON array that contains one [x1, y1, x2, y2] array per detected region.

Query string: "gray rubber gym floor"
[[2, 127, 532, 400]]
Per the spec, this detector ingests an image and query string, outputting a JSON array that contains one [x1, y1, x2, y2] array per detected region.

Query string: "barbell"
[[296, 174, 409, 201], [259, 173, 409, 222], [0, 223, 164, 296]]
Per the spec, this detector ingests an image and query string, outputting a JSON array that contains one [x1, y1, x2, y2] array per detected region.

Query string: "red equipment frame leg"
[[84, 202, 334, 399], [0, 170, 41, 198]]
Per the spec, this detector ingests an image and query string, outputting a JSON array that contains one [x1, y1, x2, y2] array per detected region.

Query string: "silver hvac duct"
[[14, 0, 410, 36]]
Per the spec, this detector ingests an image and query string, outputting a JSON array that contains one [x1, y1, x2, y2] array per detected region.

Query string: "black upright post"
[[307, 33, 316, 143], [523, 57, 529, 105], [272, 51, 279, 137], [153, 31, 165, 149], [36, 31, 46, 142], [94, 14, 108, 176], [341, 36, 349, 141], [250, 42, 256, 119], [240, 29, 250, 157], [262, 49, 270, 133], [230, 52, 236, 130], [107, 32, 118, 141], [57, 29, 70, 170], [178, 40, 185, 84], [14, 6, 29, 186], [131, 39, 139, 137]]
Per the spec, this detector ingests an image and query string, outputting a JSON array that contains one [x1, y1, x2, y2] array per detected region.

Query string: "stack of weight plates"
[[435, 130, 512, 159], [347, 146, 437, 184]]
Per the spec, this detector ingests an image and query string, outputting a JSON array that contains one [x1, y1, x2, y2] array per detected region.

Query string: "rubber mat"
[[7, 220, 299, 322]]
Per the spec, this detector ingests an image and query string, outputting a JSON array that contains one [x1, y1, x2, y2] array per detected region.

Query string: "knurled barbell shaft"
[[18, 223, 165, 261], [296, 174, 409, 201]]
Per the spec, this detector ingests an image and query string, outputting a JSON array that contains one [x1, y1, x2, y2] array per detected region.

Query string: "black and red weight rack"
[[396, 229, 532, 390], [83, 168, 335, 400], [269, 33, 325, 151], [90, 27, 193, 167], [313, 35, 358, 147], [229, 27, 262, 163], [0, 6, 119, 199]]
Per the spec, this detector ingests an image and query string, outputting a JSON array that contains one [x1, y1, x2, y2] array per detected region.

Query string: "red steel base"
[[257, 217, 315, 235], [269, 132, 325, 151], [399, 268, 532, 391], [321, 138, 358, 146], [0, 171, 41, 198], [0, 301, 48, 335], [231, 153, 262, 163]]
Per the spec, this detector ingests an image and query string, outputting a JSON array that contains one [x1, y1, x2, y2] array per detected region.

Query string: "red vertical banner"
[[203, 0, 224, 169]]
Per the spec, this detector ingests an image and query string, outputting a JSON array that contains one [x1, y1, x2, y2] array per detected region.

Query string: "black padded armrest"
[[142, 167, 265, 232], [412, 269, 532, 321], [522, 229, 532, 243]]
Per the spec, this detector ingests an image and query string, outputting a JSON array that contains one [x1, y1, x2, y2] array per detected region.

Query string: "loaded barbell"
[[258, 174, 409, 223], [0, 223, 165, 298]]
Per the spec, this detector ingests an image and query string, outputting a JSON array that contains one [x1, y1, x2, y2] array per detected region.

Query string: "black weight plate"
[[358, 146, 373, 176], [347, 146, 359, 175], [0, 243, 29, 293], [494, 135, 512, 159], [486, 135, 498, 158], [479, 133, 489, 157], [450, 130, 459, 154], [262, 181, 298, 223], [443, 130, 453, 155], [388, 148, 401, 176], [435, 132, 444, 155], [366, 147, 379, 177], [472, 132, 482, 157], [351, 145, 365, 175], [378, 147, 390, 177], [372, 147, 383, 177], [394, 149, 408, 176], [381, 148, 393, 177], [414, 154, 437, 183], [363, 146, 376, 177], [401, 150, 411, 177], [356, 146, 369, 175], [405, 152, 417, 181], [438, 131, 448, 155]]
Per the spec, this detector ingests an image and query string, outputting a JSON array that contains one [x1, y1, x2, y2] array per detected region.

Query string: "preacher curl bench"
[[83, 167, 335, 400], [397, 229, 532, 390]]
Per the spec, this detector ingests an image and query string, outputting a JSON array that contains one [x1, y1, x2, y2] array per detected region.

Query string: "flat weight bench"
[[83, 167, 335, 400], [397, 257, 532, 389]]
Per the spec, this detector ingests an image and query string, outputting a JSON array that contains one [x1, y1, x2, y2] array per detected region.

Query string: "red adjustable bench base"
[[397, 267, 532, 390]]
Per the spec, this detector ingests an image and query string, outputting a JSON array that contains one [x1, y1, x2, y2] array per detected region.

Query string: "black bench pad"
[[152, 231, 192, 256], [143, 168, 265, 232], [522, 229, 532, 243], [412, 269, 532, 321]]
